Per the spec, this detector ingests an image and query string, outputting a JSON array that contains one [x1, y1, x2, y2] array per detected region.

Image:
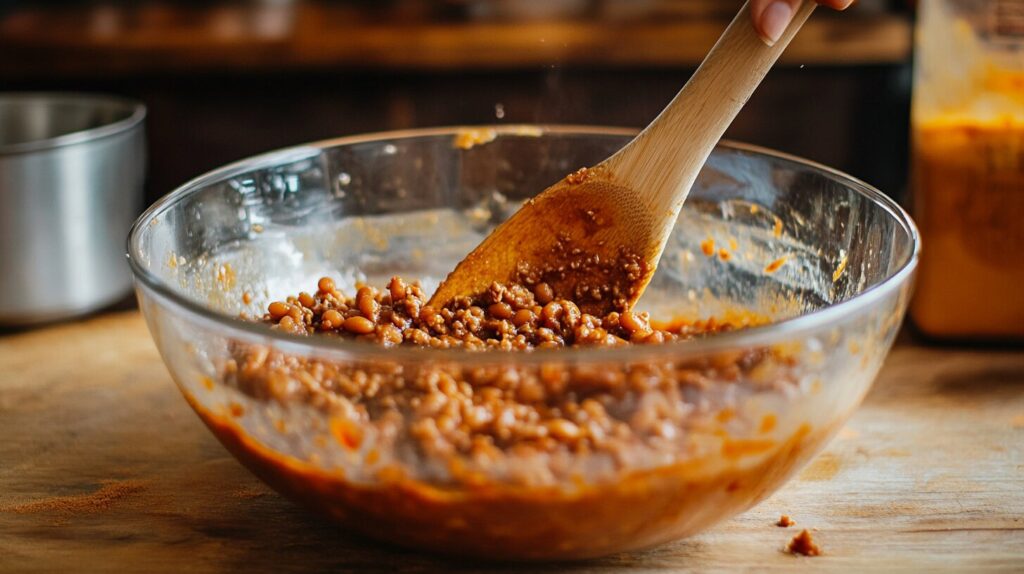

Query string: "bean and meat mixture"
[[265, 276, 735, 348], [222, 275, 796, 486], [206, 275, 821, 559]]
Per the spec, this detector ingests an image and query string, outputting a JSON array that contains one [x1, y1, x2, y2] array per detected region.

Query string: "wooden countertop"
[[1, 312, 1021, 572]]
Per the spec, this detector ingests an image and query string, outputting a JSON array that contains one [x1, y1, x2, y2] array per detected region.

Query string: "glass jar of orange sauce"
[[910, 0, 1024, 339]]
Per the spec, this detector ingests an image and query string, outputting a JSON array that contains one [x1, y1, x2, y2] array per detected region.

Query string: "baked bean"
[[540, 301, 564, 328], [278, 315, 297, 332], [534, 282, 554, 305], [388, 276, 407, 302], [343, 316, 376, 334], [547, 419, 581, 441], [488, 302, 514, 320], [356, 287, 379, 321], [268, 301, 290, 319], [619, 311, 649, 334], [318, 277, 336, 294], [322, 309, 343, 329], [512, 309, 535, 327], [298, 292, 316, 308]]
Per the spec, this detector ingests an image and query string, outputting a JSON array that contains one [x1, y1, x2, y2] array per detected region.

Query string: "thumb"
[[751, 0, 805, 46]]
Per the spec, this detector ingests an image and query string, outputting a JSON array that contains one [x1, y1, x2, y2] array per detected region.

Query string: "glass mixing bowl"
[[127, 126, 918, 560]]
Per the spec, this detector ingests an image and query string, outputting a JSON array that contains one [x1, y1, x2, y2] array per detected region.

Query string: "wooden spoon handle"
[[604, 0, 816, 215]]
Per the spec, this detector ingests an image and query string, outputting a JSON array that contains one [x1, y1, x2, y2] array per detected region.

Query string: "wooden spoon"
[[431, 1, 816, 316]]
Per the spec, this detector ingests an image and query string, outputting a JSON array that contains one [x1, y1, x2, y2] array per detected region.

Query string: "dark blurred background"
[[0, 0, 915, 205]]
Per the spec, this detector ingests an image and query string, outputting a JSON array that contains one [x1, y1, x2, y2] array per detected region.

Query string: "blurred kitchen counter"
[[0, 311, 1022, 572], [0, 1, 910, 76]]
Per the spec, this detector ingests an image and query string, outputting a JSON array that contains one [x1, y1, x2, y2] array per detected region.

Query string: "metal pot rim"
[[0, 92, 146, 156]]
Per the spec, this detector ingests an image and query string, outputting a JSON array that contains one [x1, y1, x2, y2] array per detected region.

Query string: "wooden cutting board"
[[1, 312, 1022, 573]]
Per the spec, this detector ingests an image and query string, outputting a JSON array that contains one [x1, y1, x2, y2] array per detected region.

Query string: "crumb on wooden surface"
[[786, 528, 821, 556], [777, 514, 796, 527]]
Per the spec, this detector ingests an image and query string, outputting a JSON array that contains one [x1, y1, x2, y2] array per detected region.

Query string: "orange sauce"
[[910, 114, 1024, 338]]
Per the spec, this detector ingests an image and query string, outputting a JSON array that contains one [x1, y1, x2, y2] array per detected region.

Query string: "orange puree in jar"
[[910, 113, 1024, 338], [909, 0, 1024, 339]]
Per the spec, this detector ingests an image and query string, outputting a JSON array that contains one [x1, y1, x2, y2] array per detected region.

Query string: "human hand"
[[751, 0, 854, 45]]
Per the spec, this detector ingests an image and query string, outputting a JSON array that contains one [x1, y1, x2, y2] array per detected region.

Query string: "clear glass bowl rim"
[[127, 124, 920, 366]]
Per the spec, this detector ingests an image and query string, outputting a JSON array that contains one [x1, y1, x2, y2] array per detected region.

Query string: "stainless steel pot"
[[0, 93, 146, 325]]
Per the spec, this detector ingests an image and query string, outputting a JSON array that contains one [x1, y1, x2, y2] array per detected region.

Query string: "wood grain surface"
[[1, 312, 1022, 573]]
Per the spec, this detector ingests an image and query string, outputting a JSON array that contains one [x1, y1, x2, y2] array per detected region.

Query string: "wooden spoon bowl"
[[431, 0, 816, 315]]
